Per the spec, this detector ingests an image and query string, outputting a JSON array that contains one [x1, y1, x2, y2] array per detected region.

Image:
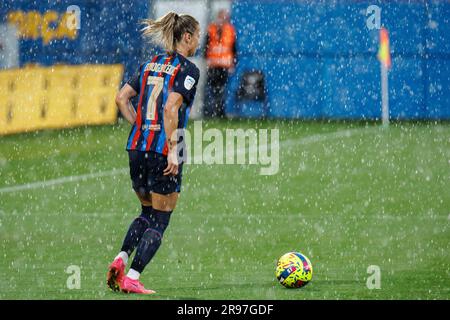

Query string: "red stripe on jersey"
[[130, 55, 159, 150], [145, 55, 173, 151], [162, 142, 169, 156], [169, 64, 181, 90]]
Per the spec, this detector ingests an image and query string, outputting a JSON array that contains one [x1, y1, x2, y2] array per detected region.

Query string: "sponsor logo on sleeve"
[[184, 75, 196, 90]]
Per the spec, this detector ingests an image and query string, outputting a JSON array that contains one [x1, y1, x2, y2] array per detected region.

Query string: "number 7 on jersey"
[[146, 76, 164, 121]]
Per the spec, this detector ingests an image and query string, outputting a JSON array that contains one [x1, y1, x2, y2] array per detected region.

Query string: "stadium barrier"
[[0, 64, 123, 135]]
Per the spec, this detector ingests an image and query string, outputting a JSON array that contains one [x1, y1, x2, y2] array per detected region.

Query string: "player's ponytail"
[[141, 12, 199, 53]]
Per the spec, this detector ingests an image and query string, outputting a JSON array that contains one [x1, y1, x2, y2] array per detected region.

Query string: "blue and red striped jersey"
[[125, 52, 200, 155]]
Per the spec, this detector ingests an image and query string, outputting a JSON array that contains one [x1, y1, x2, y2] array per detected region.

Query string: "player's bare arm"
[[115, 84, 137, 124], [163, 92, 183, 176]]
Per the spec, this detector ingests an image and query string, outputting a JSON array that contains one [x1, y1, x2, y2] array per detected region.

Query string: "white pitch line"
[[0, 126, 375, 194], [0, 168, 128, 194]]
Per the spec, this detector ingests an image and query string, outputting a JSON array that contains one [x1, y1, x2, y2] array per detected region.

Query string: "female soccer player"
[[107, 12, 200, 294]]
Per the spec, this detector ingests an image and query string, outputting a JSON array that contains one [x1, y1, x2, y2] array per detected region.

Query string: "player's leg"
[[107, 151, 153, 291], [203, 68, 215, 117], [123, 192, 177, 283], [128, 192, 178, 275], [210, 68, 222, 117], [117, 192, 152, 263], [107, 206, 150, 292], [217, 68, 229, 117], [121, 153, 182, 293], [121, 192, 177, 294]]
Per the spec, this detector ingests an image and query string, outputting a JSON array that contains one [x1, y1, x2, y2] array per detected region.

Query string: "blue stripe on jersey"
[[155, 56, 180, 153], [126, 125, 137, 149], [183, 106, 191, 128]]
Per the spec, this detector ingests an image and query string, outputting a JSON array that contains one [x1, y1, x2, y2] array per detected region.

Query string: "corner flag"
[[378, 27, 391, 69], [378, 27, 391, 126]]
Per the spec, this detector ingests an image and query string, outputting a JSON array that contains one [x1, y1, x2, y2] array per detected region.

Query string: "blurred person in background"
[[203, 9, 237, 118]]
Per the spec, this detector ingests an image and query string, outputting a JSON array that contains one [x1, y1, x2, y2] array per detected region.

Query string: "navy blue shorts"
[[128, 150, 183, 195]]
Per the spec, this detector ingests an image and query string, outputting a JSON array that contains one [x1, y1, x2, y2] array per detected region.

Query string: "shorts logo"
[[184, 75, 195, 90]]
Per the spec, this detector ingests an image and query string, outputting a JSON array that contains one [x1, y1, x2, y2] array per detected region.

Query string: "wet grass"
[[0, 119, 449, 299]]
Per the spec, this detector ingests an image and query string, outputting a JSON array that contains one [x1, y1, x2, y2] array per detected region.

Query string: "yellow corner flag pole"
[[378, 28, 392, 126]]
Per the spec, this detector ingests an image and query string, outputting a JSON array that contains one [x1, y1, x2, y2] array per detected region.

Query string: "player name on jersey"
[[141, 123, 161, 131], [144, 61, 177, 75]]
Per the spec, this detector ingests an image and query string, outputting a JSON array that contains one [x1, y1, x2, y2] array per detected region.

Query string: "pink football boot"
[[106, 257, 126, 292], [121, 276, 156, 295]]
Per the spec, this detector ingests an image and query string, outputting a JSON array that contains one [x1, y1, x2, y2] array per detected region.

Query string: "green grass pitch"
[[0, 119, 449, 299]]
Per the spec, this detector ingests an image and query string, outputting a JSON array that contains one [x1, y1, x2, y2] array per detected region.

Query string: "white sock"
[[127, 268, 140, 280], [115, 251, 129, 264]]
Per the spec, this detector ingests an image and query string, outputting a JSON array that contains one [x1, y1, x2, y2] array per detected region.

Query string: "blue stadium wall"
[[226, 0, 450, 120], [0, 0, 149, 84]]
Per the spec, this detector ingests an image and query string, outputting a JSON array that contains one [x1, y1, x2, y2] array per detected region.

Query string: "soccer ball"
[[275, 252, 313, 288]]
